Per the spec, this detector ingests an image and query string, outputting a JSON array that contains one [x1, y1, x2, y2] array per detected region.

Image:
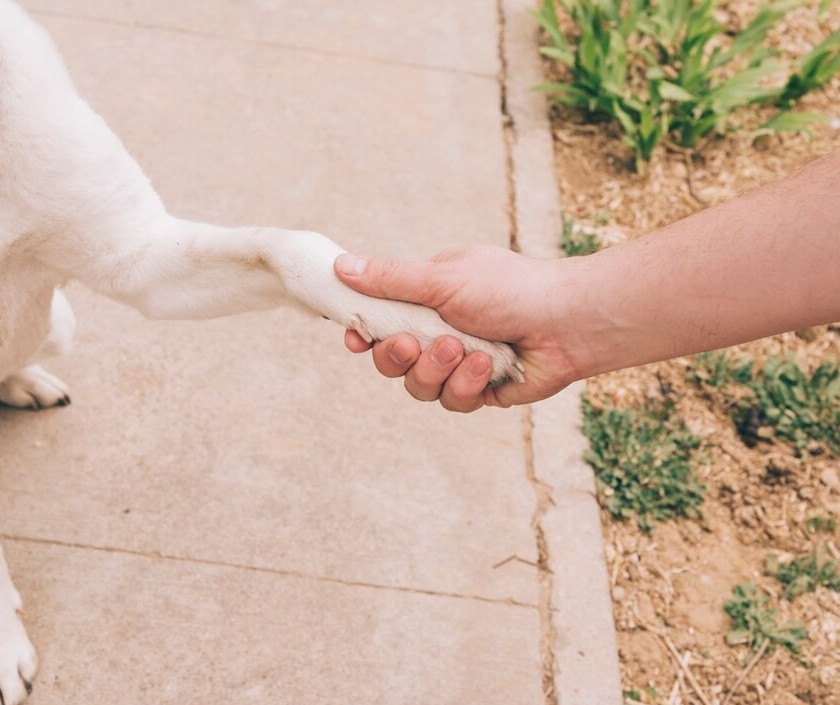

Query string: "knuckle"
[[440, 394, 480, 414], [404, 376, 439, 403]]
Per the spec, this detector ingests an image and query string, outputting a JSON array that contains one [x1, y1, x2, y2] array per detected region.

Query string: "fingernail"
[[336, 253, 368, 276], [388, 342, 411, 366], [432, 342, 458, 366], [469, 355, 490, 378]]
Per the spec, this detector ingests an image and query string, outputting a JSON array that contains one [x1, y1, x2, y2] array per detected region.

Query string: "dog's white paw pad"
[[0, 365, 71, 410]]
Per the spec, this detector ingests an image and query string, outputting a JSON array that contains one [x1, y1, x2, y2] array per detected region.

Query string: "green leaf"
[[539, 46, 574, 65], [612, 100, 638, 137], [531, 0, 565, 49], [765, 111, 829, 132], [533, 81, 572, 94], [726, 629, 751, 646], [657, 80, 697, 102], [715, 0, 798, 68], [708, 60, 786, 112]]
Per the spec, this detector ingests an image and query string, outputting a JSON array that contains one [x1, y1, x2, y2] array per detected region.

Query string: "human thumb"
[[334, 253, 442, 307]]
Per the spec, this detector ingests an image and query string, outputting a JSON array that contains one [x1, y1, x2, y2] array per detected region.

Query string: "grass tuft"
[[582, 398, 705, 531], [688, 352, 840, 456], [724, 582, 807, 653], [767, 545, 840, 600]]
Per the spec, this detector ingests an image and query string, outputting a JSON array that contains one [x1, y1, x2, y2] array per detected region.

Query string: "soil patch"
[[544, 3, 840, 703]]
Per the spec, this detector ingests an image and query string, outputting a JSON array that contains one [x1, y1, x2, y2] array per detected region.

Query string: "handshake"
[[334, 245, 576, 413], [334, 150, 840, 413]]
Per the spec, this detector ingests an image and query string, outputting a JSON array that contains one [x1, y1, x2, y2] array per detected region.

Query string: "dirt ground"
[[544, 2, 840, 703]]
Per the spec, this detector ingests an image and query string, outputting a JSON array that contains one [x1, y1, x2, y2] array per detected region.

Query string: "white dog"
[[0, 2, 523, 701]]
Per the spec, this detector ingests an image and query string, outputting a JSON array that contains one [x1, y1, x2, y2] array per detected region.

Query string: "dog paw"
[[272, 231, 525, 385], [0, 608, 37, 705], [0, 365, 71, 410], [345, 304, 524, 385]]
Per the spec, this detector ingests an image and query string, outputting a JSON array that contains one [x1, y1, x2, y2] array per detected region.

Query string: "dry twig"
[[639, 623, 712, 705], [491, 554, 543, 571], [662, 141, 709, 207], [721, 638, 770, 705]]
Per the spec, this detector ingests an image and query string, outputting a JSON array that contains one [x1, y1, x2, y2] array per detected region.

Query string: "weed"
[[533, 0, 840, 167], [744, 357, 840, 454], [724, 582, 807, 653], [767, 545, 840, 600], [561, 216, 601, 256], [623, 686, 657, 704], [686, 350, 751, 388], [777, 28, 840, 108], [688, 353, 840, 456], [582, 397, 705, 531], [805, 513, 837, 534]]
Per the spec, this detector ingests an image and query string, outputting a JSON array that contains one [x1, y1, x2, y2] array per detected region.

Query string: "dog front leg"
[[0, 544, 37, 705], [47, 216, 523, 382], [78, 218, 316, 321]]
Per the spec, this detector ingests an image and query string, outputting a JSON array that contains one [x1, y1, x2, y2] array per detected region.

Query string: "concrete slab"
[[5, 539, 543, 704], [544, 494, 623, 705], [532, 383, 597, 496], [1, 1, 624, 703], [501, 0, 564, 261], [0, 11, 536, 605], [22, 0, 498, 76], [30, 12, 509, 256]]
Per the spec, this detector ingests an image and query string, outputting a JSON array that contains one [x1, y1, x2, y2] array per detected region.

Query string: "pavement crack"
[[522, 408, 560, 705], [28, 8, 495, 81], [496, 0, 520, 252], [496, 5, 558, 694], [2, 533, 536, 610]]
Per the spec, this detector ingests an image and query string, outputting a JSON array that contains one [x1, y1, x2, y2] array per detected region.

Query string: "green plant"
[[533, 0, 840, 167], [561, 216, 602, 256], [686, 350, 752, 388], [777, 28, 840, 107], [623, 687, 657, 704], [725, 582, 807, 653], [688, 353, 840, 456], [582, 398, 705, 531], [767, 545, 840, 600], [738, 357, 840, 454], [805, 513, 837, 534]]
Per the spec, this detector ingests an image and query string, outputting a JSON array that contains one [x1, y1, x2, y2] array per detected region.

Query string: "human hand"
[[334, 245, 581, 412]]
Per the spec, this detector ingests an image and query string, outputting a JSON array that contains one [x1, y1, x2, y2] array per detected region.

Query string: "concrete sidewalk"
[[1, 1, 621, 703]]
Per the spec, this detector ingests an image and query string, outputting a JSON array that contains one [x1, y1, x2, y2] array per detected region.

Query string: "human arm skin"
[[335, 150, 840, 412]]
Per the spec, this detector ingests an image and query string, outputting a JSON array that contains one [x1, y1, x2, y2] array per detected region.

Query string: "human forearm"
[[561, 150, 840, 380]]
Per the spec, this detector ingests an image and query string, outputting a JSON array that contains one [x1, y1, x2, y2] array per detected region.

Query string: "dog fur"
[[0, 2, 522, 701]]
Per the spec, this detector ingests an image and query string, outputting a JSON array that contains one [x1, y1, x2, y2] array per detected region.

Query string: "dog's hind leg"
[[0, 544, 37, 705], [0, 290, 75, 410]]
